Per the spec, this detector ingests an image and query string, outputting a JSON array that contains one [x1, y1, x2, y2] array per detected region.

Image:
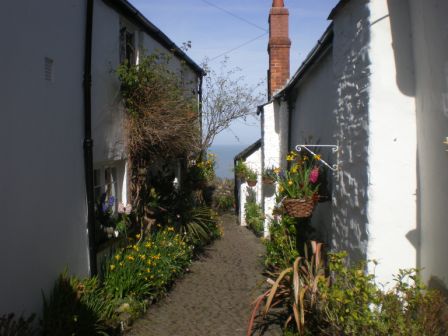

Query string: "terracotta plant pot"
[[283, 198, 315, 218], [247, 179, 257, 187]]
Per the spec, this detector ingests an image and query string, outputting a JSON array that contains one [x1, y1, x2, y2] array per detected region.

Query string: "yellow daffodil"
[[127, 255, 135, 261], [291, 164, 299, 173], [273, 167, 280, 174], [288, 180, 293, 186], [110, 264, 116, 271], [167, 227, 175, 232], [279, 186, 284, 193], [135, 233, 141, 239], [114, 254, 121, 261], [144, 242, 152, 248]]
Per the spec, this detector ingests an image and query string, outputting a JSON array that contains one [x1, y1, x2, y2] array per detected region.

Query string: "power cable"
[[209, 32, 268, 61], [200, 0, 268, 32]]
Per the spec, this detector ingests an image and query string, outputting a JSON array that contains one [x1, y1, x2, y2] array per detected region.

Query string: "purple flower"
[[309, 167, 319, 184], [108, 196, 115, 208]]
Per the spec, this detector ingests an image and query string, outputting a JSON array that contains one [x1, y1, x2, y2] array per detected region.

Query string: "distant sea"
[[209, 144, 249, 179]]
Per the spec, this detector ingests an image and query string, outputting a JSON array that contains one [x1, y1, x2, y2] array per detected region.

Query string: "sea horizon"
[[209, 144, 251, 179]]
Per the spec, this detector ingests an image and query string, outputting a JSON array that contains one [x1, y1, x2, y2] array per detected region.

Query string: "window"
[[93, 166, 119, 214], [120, 26, 135, 65]]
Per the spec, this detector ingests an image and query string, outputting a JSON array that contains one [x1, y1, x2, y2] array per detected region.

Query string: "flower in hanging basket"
[[277, 151, 322, 218], [245, 167, 258, 187]]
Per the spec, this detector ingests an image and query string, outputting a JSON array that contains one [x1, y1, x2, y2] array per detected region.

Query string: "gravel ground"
[[128, 214, 281, 336]]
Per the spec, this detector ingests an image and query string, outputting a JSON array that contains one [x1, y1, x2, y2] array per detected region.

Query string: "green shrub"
[[249, 250, 448, 336], [263, 216, 299, 270], [103, 229, 192, 303], [245, 200, 264, 236]]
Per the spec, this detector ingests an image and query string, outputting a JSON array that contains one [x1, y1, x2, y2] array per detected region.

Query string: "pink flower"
[[309, 167, 319, 183]]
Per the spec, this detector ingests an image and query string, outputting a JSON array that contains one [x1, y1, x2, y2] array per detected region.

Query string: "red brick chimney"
[[268, 0, 291, 98]]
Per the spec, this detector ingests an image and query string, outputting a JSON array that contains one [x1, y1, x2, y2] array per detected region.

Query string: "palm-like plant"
[[248, 241, 326, 335]]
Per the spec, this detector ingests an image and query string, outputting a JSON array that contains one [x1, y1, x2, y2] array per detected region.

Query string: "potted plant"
[[234, 159, 248, 181], [262, 167, 277, 185], [277, 151, 321, 218], [245, 167, 258, 187]]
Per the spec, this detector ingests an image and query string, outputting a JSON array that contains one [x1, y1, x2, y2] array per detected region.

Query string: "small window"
[[120, 26, 135, 65], [93, 166, 118, 214], [44, 57, 54, 82]]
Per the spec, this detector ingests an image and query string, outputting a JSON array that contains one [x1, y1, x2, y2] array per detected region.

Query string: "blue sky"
[[129, 0, 339, 146]]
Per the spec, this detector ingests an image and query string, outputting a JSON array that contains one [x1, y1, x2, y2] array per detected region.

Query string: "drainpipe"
[[83, 0, 97, 276]]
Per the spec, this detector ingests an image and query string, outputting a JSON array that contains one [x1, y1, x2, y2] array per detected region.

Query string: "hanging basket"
[[262, 176, 275, 185], [283, 198, 315, 218], [247, 179, 257, 187]]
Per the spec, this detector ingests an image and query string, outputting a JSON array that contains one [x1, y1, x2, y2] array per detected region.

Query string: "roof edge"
[[103, 0, 205, 76], [328, 0, 350, 20], [272, 23, 334, 100], [234, 139, 262, 161]]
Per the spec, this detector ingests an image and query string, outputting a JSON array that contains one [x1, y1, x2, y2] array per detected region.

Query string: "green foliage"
[[117, 53, 199, 160], [245, 200, 264, 236], [250, 250, 448, 336], [263, 216, 299, 270], [234, 160, 248, 179], [0, 313, 37, 336], [103, 229, 192, 303], [41, 273, 109, 336], [245, 167, 258, 182], [194, 153, 216, 183], [212, 178, 235, 212]]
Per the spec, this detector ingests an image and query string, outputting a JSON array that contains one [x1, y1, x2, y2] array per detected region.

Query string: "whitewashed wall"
[[238, 147, 262, 226], [366, 0, 417, 286], [407, 0, 448, 287], [0, 0, 89, 315], [261, 101, 289, 234]]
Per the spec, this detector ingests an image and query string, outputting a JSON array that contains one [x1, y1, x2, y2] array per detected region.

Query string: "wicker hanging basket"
[[283, 198, 315, 218], [247, 179, 257, 187]]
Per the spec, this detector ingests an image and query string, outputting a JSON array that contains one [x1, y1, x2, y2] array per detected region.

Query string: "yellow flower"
[[144, 242, 152, 248], [110, 264, 116, 271], [152, 254, 161, 260], [114, 254, 121, 261], [167, 226, 175, 232], [313, 154, 322, 161], [132, 245, 139, 252], [288, 180, 293, 186], [119, 262, 124, 267], [286, 155, 294, 161], [291, 164, 299, 173], [135, 233, 141, 239], [146, 268, 151, 273], [279, 186, 284, 193], [127, 255, 135, 261], [273, 167, 280, 174], [139, 254, 146, 260]]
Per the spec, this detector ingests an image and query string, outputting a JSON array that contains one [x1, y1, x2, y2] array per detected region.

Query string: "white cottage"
[[1, 0, 203, 315], [244, 0, 448, 288]]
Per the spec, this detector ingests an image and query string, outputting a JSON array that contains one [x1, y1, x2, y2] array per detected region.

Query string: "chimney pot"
[[272, 0, 284, 7]]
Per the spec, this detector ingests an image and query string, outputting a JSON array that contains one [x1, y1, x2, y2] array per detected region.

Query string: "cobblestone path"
[[128, 214, 281, 336]]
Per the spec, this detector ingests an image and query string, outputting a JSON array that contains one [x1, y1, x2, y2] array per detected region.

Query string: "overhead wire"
[[209, 32, 268, 61], [199, 0, 268, 32]]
